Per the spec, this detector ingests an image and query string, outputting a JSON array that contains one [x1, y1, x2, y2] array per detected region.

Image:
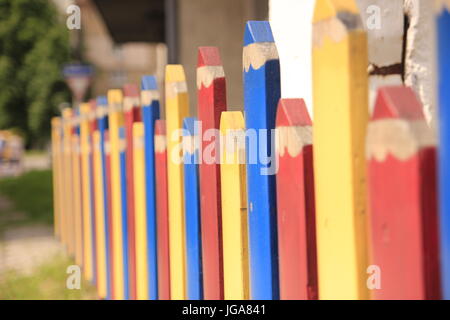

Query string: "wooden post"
[[123, 84, 142, 300], [312, 0, 369, 299], [367, 86, 440, 300], [80, 103, 95, 283], [96, 96, 112, 299], [133, 122, 149, 300], [62, 108, 74, 253], [51, 117, 62, 239], [165, 65, 189, 300], [183, 117, 203, 300], [275, 98, 318, 300], [71, 124, 83, 266], [437, 0, 450, 300], [243, 20, 281, 299], [141, 75, 161, 300], [220, 111, 249, 300], [197, 47, 226, 300], [89, 100, 98, 287], [107, 89, 126, 300], [104, 130, 115, 298], [93, 128, 107, 299], [155, 120, 171, 300], [119, 126, 130, 299]]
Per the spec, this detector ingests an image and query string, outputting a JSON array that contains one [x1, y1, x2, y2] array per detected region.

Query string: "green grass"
[[0, 170, 54, 227], [0, 255, 97, 300]]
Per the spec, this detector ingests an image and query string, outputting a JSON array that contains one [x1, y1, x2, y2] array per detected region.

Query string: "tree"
[[0, 0, 70, 148]]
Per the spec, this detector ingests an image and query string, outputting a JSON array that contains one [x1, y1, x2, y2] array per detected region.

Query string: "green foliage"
[[0, 169, 54, 227], [0, 0, 70, 147]]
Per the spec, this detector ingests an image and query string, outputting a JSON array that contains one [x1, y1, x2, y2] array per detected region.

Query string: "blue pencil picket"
[[96, 96, 112, 299], [182, 117, 203, 300], [140, 75, 160, 300], [119, 127, 130, 300], [242, 20, 281, 300], [437, 0, 450, 300]]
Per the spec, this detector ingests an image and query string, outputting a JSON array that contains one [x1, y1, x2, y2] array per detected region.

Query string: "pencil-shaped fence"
[[51, 0, 449, 300]]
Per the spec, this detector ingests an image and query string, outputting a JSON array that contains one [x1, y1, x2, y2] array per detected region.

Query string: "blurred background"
[[0, 0, 268, 299]]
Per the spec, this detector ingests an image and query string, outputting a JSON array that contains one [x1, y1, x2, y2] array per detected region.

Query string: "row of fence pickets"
[[51, 1, 450, 300]]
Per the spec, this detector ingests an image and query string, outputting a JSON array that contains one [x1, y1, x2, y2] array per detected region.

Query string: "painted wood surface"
[[437, 1, 450, 300], [123, 84, 141, 300], [80, 103, 95, 282], [141, 75, 160, 300], [220, 111, 249, 300], [51, 117, 62, 239], [62, 108, 74, 254], [155, 120, 171, 300], [243, 20, 281, 300], [197, 47, 226, 300], [133, 122, 149, 299], [97, 96, 112, 299], [104, 130, 115, 299], [119, 127, 130, 300], [165, 65, 189, 300], [107, 90, 126, 299], [71, 132, 83, 267], [275, 98, 318, 300], [312, 0, 369, 299], [93, 129, 107, 298], [89, 101, 98, 286], [183, 117, 203, 300], [367, 86, 440, 300]]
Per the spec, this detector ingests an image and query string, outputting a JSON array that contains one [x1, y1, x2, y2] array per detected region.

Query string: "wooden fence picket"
[[96, 96, 112, 299], [155, 120, 171, 300], [312, 0, 369, 299], [367, 86, 440, 300], [243, 20, 281, 300], [62, 108, 73, 254], [133, 122, 149, 300], [51, 117, 62, 239], [165, 65, 189, 300], [275, 98, 317, 300], [80, 103, 96, 283], [437, 0, 450, 300], [141, 75, 161, 300], [197, 47, 227, 300], [107, 89, 126, 300], [104, 130, 115, 298], [182, 117, 203, 300], [119, 126, 130, 299], [220, 111, 249, 300]]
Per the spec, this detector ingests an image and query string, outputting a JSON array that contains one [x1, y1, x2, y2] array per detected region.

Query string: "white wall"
[[269, 0, 315, 116], [269, 0, 436, 123]]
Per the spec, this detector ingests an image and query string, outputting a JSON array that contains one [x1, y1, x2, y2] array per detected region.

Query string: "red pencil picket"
[[367, 86, 440, 300], [275, 98, 318, 300], [123, 84, 142, 300], [154, 120, 171, 300], [197, 46, 227, 300]]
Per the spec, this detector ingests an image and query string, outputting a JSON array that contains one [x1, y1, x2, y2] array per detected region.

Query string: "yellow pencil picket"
[[93, 130, 108, 298], [312, 0, 369, 299], [62, 108, 74, 254], [133, 122, 148, 300], [51, 117, 62, 238], [165, 65, 189, 300], [72, 133, 83, 267], [108, 89, 126, 300], [220, 111, 249, 300], [80, 103, 94, 282]]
